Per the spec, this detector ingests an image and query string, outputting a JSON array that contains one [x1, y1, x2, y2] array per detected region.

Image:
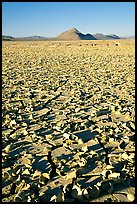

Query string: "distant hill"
[[19, 36, 47, 39], [121, 36, 135, 39], [92, 33, 120, 40], [2, 35, 15, 41], [56, 28, 97, 40], [2, 29, 124, 41]]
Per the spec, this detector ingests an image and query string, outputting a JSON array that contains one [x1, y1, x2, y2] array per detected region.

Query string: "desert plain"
[[2, 39, 135, 202]]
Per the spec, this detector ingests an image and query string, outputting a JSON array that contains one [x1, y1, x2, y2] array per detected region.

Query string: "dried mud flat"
[[2, 40, 135, 202]]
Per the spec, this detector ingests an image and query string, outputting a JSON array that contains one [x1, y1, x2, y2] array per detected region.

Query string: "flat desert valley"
[[2, 39, 135, 202]]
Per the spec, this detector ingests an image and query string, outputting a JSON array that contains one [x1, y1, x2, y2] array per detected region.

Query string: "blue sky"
[[2, 2, 135, 37]]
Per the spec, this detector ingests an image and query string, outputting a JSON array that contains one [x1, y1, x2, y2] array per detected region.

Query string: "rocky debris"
[[2, 40, 135, 202]]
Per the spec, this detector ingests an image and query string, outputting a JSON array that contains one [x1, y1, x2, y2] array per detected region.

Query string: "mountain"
[[56, 28, 97, 40], [92, 33, 120, 40], [21, 36, 47, 39], [2, 35, 15, 40], [2, 29, 122, 41]]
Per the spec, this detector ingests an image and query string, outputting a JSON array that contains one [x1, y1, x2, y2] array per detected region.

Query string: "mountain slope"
[[92, 33, 120, 40], [2, 35, 15, 40], [56, 28, 97, 40]]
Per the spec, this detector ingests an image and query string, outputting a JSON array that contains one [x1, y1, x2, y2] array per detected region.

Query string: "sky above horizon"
[[2, 2, 135, 37]]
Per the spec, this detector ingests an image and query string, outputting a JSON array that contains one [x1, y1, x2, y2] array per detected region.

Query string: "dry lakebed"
[[2, 39, 135, 202]]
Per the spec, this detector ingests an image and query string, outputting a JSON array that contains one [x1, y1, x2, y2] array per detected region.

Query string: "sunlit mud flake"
[[82, 188, 89, 199], [125, 141, 135, 152], [28, 114, 33, 120], [28, 123, 42, 132], [18, 155, 32, 167], [4, 144, 11, 153], [77, 157, 87, 167], [127, 193, 135, 201], [75, 107, 81, 112], [121, 152, 129, 160], [63, 132, 70, 140], [23, 129, 28, 136], [50, 195, 57, 202], [22, 169, 30, 175], [52, 146, 73, 161], [34, 107, 50, 118], [108, 172, 121, 183], [3, 171, 11, 180], [65, 169, 77, 180], [9, 119, 16, 128], [21, 183, 30, 191], [32, 170, 41, 179], [111, 111, 131, 122], [21, 122, 28, 127], [2, 128, 13, 137], [126, 121, 135, 131], [96, 121, 117, 129], [73, 129, 99, 143]]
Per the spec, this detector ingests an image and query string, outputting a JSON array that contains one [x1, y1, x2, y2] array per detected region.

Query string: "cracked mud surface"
[[2, 40, 135, 202]]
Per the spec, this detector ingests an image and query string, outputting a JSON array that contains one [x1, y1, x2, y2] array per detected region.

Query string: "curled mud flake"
[[63, 132, 70, 139], [21, 122, 28, 127], [23, 129, 28, 136], [121, 152, 129, 160], [4, 144, 11, 153], [128, 153, 135, 160], [21, 183, 30, 191], [42, 172, 50, 179], [108, 172, 121, 183], [32, 170, 41, 178], [82, 188, 89, 199], [10, 119, 16, 127], [27, 196, 32, 202], [127, 193, 135, 201], [106, 165, 115, 170], [22, 169, 30, 175], [78, 138, 84, 145], [65, 169, 77, 180], [50, 195, 57, 202], [3, 172, 11, 180], [78, 157, 87, 167]]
